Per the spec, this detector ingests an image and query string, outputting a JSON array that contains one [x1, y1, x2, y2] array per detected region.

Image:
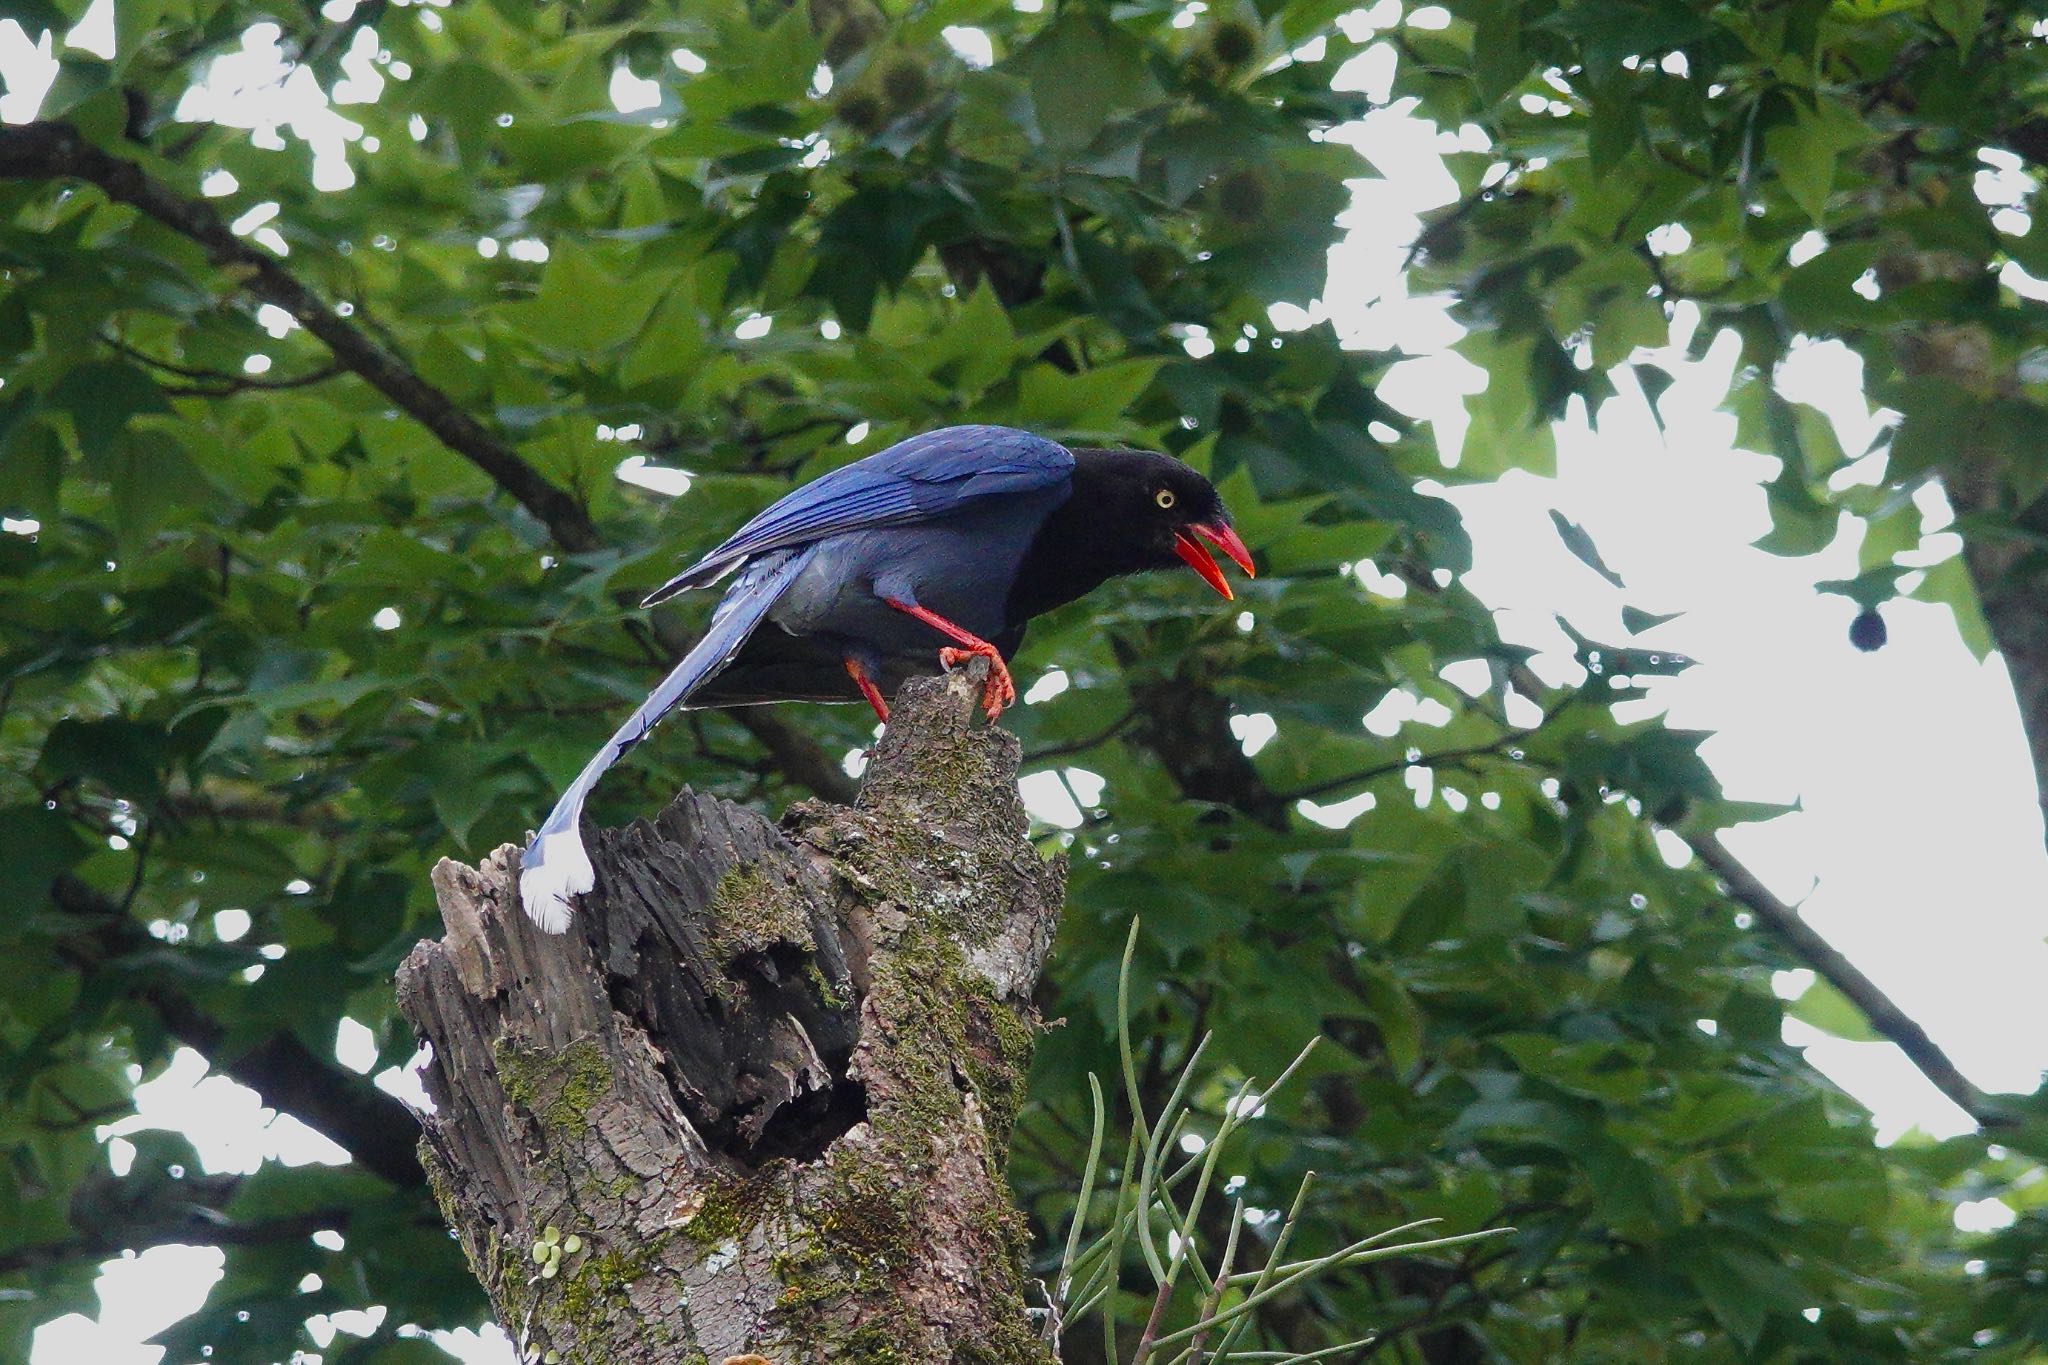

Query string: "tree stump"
[[395, 665, 1065, 1364]]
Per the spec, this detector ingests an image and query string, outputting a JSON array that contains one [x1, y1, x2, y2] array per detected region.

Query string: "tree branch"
[[101, 332, 345, 396], [1023, 707, 1141, 764], [4, 120, 856, 805], [1682, 830, 2011, 1130], [0, 121, 601, 554], [0, 1206, 365, 1277], [50, 874, 427, 1187], [1109, 639, 1289, 831]]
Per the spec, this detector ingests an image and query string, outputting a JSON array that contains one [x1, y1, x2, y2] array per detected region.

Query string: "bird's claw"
[[939, 643, 1015, 722]]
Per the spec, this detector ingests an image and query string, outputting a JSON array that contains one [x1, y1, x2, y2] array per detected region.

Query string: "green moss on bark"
[[494, 1039, 613, 1140], [706, 863, 815, 962]]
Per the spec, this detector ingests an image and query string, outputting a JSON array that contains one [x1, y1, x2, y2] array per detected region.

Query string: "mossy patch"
[[761, 909, 1046, 1358], [706, 864, 816, 963], [676, 1166, 779, 1249], [495, 1039, 613, 1141], [498, 1224, 688, 1365]]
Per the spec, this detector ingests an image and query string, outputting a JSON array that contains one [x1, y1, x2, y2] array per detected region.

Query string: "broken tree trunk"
[[395, 665, 1065, 1365]]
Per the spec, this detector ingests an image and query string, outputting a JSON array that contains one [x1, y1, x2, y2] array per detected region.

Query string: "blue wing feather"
[[642, 425, 1073, 605]]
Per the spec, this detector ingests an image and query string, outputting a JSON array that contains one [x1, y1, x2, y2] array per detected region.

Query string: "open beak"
[[1172, 523, 1257, 601]]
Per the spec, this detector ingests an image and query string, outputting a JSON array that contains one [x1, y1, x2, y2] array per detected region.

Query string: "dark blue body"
[[659, 425, 1075, 706], [521, 425, 1080, 927]]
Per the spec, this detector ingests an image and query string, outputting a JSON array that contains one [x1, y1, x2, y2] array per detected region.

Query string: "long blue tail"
[[518, 548, 815, 931]]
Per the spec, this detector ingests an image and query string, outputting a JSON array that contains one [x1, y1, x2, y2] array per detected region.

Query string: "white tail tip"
[[519, 828, 592, 934]]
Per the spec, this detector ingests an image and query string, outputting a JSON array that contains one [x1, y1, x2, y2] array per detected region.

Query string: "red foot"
[[843, 658, 890, 724], [939, 642, 1016, 721], [884, 598, 1018, 724]]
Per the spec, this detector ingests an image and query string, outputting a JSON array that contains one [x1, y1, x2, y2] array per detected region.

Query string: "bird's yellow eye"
[[1155, 488, 1177, 510]]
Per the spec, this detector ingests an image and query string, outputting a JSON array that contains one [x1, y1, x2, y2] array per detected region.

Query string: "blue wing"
[[642, 425, 1074, 606]]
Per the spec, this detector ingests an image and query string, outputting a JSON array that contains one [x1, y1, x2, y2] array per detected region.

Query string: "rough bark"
[[395, 665, 1064, 1365], [1947, 470, 2048, 849]]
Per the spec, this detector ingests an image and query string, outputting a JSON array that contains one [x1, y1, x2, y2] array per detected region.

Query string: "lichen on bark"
[[395, 663, 1064, 1364]]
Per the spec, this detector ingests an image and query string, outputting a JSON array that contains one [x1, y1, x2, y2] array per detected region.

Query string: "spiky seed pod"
[[1849, 608, 1888, 652], [1183, 45, 1228, 87], [1208, 17, 1260, 69], [810, 0, 883, 65], [1216, 168, 1268, 224], [1129, 243, 1181, 291], [879, 56, 932, 112], [837, 88, 887, 133]]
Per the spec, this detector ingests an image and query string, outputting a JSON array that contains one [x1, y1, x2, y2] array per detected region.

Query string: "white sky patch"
[[1954, 1197, 2018, 1232], [943, 26, 995, 68], [1646, 221, 1692, 256], [1231, 711, 1277, 756], [1363, 688, 1415, 736], [100, 1048, 351, 1175], [616, 455, 692, 498], [432, 1323, 520, 1364], [256, 303, 298, 338], [1018, 770, 1083, 828], [334, 1018, 378, 1074], [1310, 74, 2048, 1146], [0, 21, 60, 123], [65, 0, 115, 59], [1439, 659, 1492, 697], [332, 27, 383, 105], [1299, 789, 1376, 829], [375, 1044, 437, 1113], [1020, 767, 1105, 828], [173, 25, 365, 191], [1023, 667, 1069, 704], [32, 1246, 226, 1365], [609, 63, 662, 113]]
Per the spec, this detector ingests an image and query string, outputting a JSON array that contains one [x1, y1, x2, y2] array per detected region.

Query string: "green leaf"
[[50, 361, 170, 454], [1549, 510, 1626, 589], [1763, 99, 1872, 223], [1015, 358, 1162, 430], [507, 243, 660, 353], [1927, 0, 1986, 49], [1011, 12, 1161, 156], [0, 805, 91, 912], [1908, 556, 1992, 659], [1788, 976, 1879, 1042]]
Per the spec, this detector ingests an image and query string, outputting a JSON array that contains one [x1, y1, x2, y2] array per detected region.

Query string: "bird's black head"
[[1006, 446, 1254, 625]]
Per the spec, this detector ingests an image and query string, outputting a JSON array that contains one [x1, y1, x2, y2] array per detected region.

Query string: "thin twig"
[[101, 332, 344, 393], [1278, 696, 1573, 804], [1026, 707, 1142, 762]]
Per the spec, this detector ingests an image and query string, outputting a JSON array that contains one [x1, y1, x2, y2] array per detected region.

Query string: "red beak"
[[1172, 523, 1257, 601]]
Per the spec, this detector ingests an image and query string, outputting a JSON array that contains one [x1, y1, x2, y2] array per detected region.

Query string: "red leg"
[[843, 657, 890, 723], [883, 598, 1017, 721]]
